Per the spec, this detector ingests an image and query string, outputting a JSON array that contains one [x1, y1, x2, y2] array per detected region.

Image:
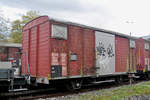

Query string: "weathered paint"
[[50, 22, 68, 77], [22, 16, 50, 77], [61, 53, 67, 76], [83, 29, 95, 75], [51, 53, 59, 65], [136, 38, 145, 72], [135, 38, 150, 72], [22, 16, 150, 83], [129, 48, 136, 72], [115, 36, 129, 73], [144, 45, 150, 71], [8, 47, 19, 60], [129, 39, 136, 73], [95, 31, 115, 75], [0, 46, 20, 69], [68, 25, 83, 76]]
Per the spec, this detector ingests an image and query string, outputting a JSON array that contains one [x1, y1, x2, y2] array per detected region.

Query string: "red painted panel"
[[145, 50, 150, 71], [136, 38, 145, 71], [144, 42, 150, 71], [23, 16, 49, 30], [9, 48, 19, 60], [22, 16, 50, 78], [29, 27, 37, 76], [145, 51, 149, 58], [0, 53, 7, 61], [115, 36, 129, 72], [68, 25, 83, 76], [37, 21, 50, 77], [0, 47, 19, 61], [22, 30, 29, 75], [130, 48, 136, 72], [83, 29, 95, 75], [50, 38, 68, 77]]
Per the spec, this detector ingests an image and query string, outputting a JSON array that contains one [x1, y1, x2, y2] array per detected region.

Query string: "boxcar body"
[[115, 36, 129, 73], [129, 39, 137, 73], [0, 42, 21, 69], [136, 38, 150, 73], [0, 42, 22, 90], [22, 16, 149, 85]]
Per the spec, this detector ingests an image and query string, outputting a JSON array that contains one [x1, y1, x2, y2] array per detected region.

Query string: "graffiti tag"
[[96, 42, 114, 58]]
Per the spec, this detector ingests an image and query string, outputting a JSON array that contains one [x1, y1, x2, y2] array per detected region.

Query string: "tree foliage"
[[10, 11, 40, 43], [10, 20, 22, 43]]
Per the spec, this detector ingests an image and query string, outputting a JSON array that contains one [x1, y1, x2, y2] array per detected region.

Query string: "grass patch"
[[69, 81, 150, 100]]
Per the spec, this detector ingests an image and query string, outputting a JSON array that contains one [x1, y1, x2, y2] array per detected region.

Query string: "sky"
[[0, 0, 150, 37]]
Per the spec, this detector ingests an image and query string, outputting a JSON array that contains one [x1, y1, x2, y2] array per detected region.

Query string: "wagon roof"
[[23, 16, 143, 40], [49, 17, 137, 39], [0, 42, 21, 47]]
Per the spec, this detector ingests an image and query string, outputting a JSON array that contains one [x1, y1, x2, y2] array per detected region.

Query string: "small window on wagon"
[[130, 40, 136, 48], [70, 53, 77, 61], [145, 42, 150, 50], [52, 24, 67, 40]]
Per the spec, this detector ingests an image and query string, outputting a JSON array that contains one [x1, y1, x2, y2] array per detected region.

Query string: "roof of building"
[[0, 42, 21, 47]]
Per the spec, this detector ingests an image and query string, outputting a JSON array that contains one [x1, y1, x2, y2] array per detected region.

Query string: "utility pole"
[[129, 32, 132, 86], [126, 21, 134, 86]]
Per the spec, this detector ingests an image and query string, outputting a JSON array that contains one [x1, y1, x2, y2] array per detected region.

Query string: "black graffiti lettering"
[[107, 44, 114, 57], [97, 42, 114, 58], [97, 42, 106, 56]]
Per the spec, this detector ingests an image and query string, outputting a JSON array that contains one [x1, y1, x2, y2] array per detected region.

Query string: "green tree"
[[22, 11, 40, 24], [10, 11, 40, 43], [10, 20, 22, 43]]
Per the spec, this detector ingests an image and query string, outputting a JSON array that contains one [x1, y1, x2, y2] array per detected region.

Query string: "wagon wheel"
[[147, 73, 150, 80], [115, 76, 123, 84], [66, 79, 83, 91]]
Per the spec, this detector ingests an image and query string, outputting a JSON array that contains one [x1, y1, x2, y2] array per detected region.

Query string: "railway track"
[[0, 79, 148, 100]]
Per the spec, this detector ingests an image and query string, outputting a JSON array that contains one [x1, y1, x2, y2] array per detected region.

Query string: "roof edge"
[[22, 15, 48, 30]]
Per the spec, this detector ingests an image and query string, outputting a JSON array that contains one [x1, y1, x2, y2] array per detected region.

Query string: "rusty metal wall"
[[22, 16, 150, 80], [22, 16, 50, 77], [145, 50, 150, 71], [136, 38, 145, 71], [0, 47, 19, 69], [22, 30, 29, 75], [68, 25, 83, 76], [144, 42, 150, 71], [83, 29, 95, 75], [29, 27, 37, 76], [115, 36, 129, 73], [50, 24, 68, 77], [129, 40, 136, 73], [129, 48, 136, 72], [37, 21, 50, 77]]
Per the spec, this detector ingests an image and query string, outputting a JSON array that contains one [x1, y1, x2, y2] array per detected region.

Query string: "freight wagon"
[[21, 16, 150, 90], [136, 38, 150, 75], [0, 42, 24, 91]]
